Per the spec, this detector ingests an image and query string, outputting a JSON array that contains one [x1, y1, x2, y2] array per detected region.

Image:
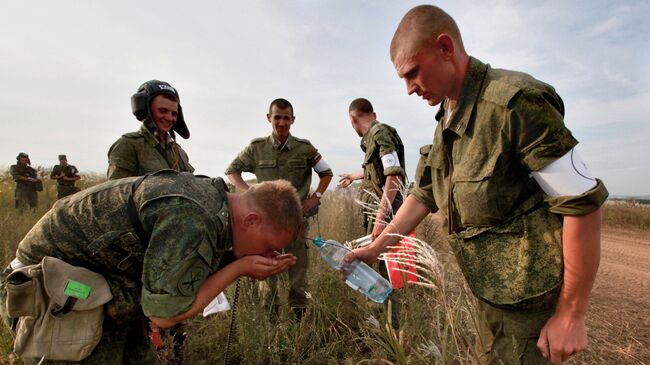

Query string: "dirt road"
[[585, 227, 650, 364]]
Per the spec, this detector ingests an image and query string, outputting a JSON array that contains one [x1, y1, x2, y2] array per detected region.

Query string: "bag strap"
[[127, 175, 150, 244]]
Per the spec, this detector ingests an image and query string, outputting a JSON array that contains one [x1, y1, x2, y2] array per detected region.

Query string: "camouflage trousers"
[[476, 287, 560, 365], [267, 228, 310, 309], [0, 265, 156, 365]]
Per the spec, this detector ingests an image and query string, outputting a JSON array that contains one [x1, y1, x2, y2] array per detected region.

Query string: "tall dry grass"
[[1, 172, 648, 364]]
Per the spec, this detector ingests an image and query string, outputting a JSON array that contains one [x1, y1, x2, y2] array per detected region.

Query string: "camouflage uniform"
[[411, 57, 609, 364], [1, 171, 232, 364], [359, 120, 406, 233], [50, 164, 81, 199], [107, 125, 194, 180], [225, 134, 333, 309], [10, 164, 39, 210], [359, 120, 406, 329]]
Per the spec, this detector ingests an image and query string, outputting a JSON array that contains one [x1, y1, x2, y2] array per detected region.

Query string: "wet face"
[[393, 45, 455, 106], [267, 105, 294, 142], [150, 95, 178, 135], [233, 223, 295, 258]]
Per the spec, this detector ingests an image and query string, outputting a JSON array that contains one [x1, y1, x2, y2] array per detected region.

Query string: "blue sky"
[[1, 1, 648, 196]]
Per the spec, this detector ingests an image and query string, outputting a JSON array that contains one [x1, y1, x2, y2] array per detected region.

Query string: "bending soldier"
[[1, 171, 302, 364]]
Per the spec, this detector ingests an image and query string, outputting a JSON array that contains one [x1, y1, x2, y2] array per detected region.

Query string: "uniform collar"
[[437, 57, 488, 137], [360, 120, 380, 152], [140, 124, 174, 147], [269, 134, 296, 150]]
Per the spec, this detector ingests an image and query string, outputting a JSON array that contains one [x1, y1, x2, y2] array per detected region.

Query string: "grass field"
[[1, 170, 648, 364]]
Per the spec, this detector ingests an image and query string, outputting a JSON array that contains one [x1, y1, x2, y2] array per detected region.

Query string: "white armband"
[[531, 148, 597, 197], [380, 151, 400, 169], [313, 158, 331, 173]]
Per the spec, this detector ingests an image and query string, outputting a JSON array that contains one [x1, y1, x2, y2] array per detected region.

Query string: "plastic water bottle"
[[312, 236, 392, 303]]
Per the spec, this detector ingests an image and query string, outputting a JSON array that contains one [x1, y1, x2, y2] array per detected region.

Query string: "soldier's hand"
[[301, 196, 319, 216], [239, 254, 296, 280], [537, 312, 588, 364], [338, 174, 353, 188], [339, 246, 379, 282]]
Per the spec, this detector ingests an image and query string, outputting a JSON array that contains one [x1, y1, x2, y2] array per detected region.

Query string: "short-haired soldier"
[[1, 171, 302, 364], [225, 98, 333, 321], [345, 5, 609, 365]]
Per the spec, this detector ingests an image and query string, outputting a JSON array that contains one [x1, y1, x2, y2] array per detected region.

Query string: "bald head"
[[390, 5, 465, 62]]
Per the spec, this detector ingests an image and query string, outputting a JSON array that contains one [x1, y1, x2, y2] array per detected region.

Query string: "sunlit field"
[[1, 169, 648, 364]]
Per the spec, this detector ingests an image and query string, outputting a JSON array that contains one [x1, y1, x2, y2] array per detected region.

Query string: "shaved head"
[[390, 5, 464, 62]]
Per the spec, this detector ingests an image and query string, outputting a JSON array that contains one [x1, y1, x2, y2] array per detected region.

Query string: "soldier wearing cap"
[[10, 152, 41, 211], [345, 5, 609, 365], [1, 171, 302, 364], [225, 98, 333, 321], [107, 80, 194, 180], [50, 155, 81, 199]]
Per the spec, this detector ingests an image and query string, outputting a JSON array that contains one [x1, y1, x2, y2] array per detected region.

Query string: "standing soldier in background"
[[50, 154, 81, 199], [225, 98, 333, 321], [338, 98, 406, 329], [10, 152, 41, 211], [346, 5, 609, 365], [107, 80, 194, 180]]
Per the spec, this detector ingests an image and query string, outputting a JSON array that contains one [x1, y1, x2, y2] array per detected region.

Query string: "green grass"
[[1, 171, 648, 364]]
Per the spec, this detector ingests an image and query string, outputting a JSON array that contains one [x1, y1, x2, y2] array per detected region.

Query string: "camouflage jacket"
[[107, 125, 194, 180], [359, 120, 406, 203], [50, 164, 79, 186], [15, 171, 232, 321], [10, 164, 38, 192], [411, 57, 609, 307], [225, 134, 333, 200]]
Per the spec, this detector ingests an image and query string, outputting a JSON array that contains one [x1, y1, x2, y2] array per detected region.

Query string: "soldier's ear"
[[266, 113, 272, 123], [243, 212, 262, 229]]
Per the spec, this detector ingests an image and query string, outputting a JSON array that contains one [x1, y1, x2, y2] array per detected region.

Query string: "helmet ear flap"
[[131, 90, 148, 121]]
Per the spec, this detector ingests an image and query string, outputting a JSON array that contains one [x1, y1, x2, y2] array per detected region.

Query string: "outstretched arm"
[[344, 195, 430, 266], [338, 170, 364, 188], [150, 255, 295, 328]]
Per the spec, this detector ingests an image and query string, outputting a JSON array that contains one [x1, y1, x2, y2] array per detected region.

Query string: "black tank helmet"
[[130, 80, 189, 139]]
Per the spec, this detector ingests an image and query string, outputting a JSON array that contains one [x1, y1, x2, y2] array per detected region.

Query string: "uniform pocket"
[[87, 231, 143, 274], [452, 153, 503, 226]]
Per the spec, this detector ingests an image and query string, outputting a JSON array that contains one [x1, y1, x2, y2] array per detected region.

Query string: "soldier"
[[338, 98, 406, 239], [107, 80, 194, 180], [10, 152, 41, 211], [50, 154, 81, 199], [1, 171, 302, 364], [225, 98, 333, 320], [338, 98, 406, 329], [345, 5, 609, 365]]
